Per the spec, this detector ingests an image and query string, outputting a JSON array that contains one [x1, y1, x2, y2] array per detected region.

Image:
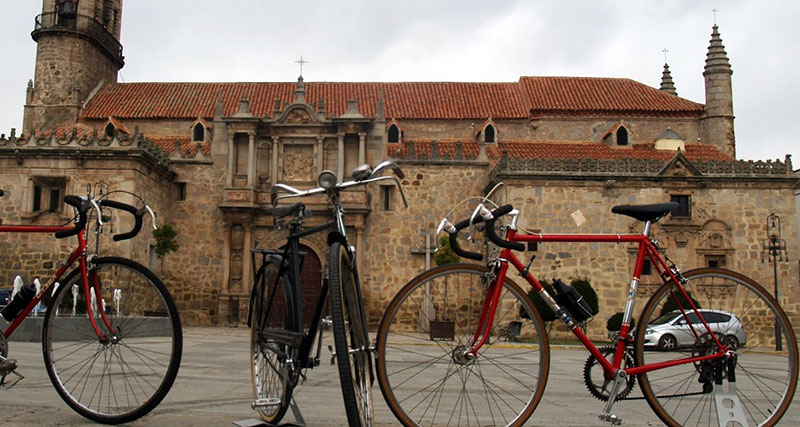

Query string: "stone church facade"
[[1, 0, 797, 338]]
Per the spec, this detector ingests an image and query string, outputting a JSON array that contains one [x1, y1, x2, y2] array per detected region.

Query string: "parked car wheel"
[[658, 334, 677, 351], [723, 334, 740, 350]]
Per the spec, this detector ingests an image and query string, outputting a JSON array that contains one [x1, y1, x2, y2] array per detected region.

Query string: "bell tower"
[[23, 0, 125, 134]]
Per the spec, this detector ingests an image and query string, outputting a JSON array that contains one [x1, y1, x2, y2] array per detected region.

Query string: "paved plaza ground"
[[1, 326, 799, 426]]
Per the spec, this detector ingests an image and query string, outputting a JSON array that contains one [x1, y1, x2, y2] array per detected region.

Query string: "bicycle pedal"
[[328, 345, 336, 365], [251, 397, 281, 411], [599, 413, 622, 425], [0, 369, 24, 389]]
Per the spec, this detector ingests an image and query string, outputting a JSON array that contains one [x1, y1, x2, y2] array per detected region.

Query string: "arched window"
[[616, 127, 628, 146], [104, 123, 115, 138], [388, 124, 400, 143], [484, 124, 496, 143], [193, 123, 205, 141]]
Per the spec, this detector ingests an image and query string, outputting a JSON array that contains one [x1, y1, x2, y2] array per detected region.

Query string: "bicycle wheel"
[[42, 257, 182, 424], [635, 267, 798, 427], [250, 260, 296, 424], [329, 241, 373, 426], [376, 263, 550, 427]]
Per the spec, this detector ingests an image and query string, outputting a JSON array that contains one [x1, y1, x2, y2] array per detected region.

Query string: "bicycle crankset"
[[583, 346, 636, 401]]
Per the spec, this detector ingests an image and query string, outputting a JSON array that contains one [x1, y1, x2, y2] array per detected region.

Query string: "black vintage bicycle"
[[248, 161, 407, 426]]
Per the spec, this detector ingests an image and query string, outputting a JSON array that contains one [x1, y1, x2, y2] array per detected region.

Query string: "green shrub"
[[433, 235, 460, 265], [659, 290, 701, 317], [606, 312, 636, 331], [521, 279, 556, 324], [521, 277, 599, 325], [570, 277, 598, 315]]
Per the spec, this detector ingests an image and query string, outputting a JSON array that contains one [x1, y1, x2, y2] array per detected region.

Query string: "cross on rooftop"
[[295, 55, 308, 77], [662, 48, 669, 63], [712, 8, 718, 25]]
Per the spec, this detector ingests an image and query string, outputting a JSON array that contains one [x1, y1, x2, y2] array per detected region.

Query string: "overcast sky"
[[1, 1, 797, 166]]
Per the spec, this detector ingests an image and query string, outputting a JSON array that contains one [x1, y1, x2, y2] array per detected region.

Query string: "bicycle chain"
[[583, 344, 714, 401]]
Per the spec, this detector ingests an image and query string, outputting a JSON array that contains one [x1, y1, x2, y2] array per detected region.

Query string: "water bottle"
[[1, 283, 36, 322]]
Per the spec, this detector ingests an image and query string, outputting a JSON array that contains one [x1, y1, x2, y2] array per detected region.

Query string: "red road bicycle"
[[0, 188, 182, 424], [376, 200, 797, 426]]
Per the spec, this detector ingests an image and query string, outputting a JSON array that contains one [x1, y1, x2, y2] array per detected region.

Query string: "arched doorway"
[[297, 243, 323, 328], [266, 243, 323, 329]]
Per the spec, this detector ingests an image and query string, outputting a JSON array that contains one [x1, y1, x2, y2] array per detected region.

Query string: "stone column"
[[222, 223, 231, 293], [247, 133, 255, 187], [358, 132, 366, 165], [24, 178, 33, 213], [316, 135, 325, 177], [227, 134, 235, 186], [271, 136, 279, 186], [337, 133, 345, 182], [242, 223, 252, 294]]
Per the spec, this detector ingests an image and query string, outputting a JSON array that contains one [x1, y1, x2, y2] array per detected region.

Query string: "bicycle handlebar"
[[99, 199, 147, 241], [446, 205, 517, 261], [271, 160, 408, 208], [486, 207, 525, 251], [55, 195, 154, 241], [55, 196, 90, 238]]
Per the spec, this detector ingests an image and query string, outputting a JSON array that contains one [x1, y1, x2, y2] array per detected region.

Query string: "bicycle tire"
[[250, 260, 297, 424], [375, 263, 550, 427], [42, 257, 182, 424], [635, 267, 798, 427], [329, 241, 374, 426]]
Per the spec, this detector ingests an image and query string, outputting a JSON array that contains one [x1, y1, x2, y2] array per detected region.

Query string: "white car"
[[643, 309, 746, 351]]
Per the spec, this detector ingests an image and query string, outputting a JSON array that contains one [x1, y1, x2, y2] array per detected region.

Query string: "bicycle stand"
[[234, 398, 306, 427]]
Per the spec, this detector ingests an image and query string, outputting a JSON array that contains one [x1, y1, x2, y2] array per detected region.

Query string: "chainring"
[[583, 346, 637, 401]]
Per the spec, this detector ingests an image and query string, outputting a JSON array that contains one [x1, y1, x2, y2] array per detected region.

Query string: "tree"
[[154, 224, 179, 259], [433, 235, 460, 266]]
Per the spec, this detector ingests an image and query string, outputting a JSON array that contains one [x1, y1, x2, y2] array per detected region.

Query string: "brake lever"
[[145, 205, 157, 229]]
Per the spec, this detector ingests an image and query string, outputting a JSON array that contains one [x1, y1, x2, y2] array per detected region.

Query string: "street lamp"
[[761, 213, 788, 351]]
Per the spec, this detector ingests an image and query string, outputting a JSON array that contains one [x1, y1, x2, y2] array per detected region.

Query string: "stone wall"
[[394, 116, 700, 144], [26, 34, 119, 133]]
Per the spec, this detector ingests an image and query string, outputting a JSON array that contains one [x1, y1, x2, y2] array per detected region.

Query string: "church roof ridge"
[[80, 77, 704, 122]]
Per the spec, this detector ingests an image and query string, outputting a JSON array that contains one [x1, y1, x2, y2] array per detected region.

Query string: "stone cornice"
[[491, 151, 796, 183]]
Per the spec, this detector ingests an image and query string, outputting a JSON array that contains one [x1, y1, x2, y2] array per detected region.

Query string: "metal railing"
[[33, 12, 124, 66]]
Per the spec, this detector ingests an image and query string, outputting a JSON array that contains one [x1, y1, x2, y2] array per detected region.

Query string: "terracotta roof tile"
[[391, 140, 732, 162], [150, 136, 210, 157], [81, 77, 703, 121], [519, 77, 703, 116]]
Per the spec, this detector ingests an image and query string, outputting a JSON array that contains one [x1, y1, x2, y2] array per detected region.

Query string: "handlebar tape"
[[55, 195, 89, 238], [486, 206, 526, 251], [448, 205, 518, 261], [99, 199, 144, 241]]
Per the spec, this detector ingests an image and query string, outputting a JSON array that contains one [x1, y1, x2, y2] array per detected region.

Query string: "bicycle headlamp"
[[318, 170, 337, 190]]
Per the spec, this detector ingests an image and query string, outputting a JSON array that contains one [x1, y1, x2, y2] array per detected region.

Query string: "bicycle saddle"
[[271, 202, 308, 218], [611, 202, 678, 222]]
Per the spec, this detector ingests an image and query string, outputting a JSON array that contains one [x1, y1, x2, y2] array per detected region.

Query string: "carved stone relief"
[[283, 145, 314, 181], [284, 109, 312, 124]]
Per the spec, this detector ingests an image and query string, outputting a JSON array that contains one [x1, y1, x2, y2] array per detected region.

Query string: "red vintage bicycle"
[[0, 188, 182, 424], [376, 199, 797, 426]]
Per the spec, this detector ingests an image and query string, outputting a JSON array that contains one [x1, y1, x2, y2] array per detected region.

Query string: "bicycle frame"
[[468, 226, 728, 379], [250, 218, 337, 368], [1, 225, 115, 341]]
